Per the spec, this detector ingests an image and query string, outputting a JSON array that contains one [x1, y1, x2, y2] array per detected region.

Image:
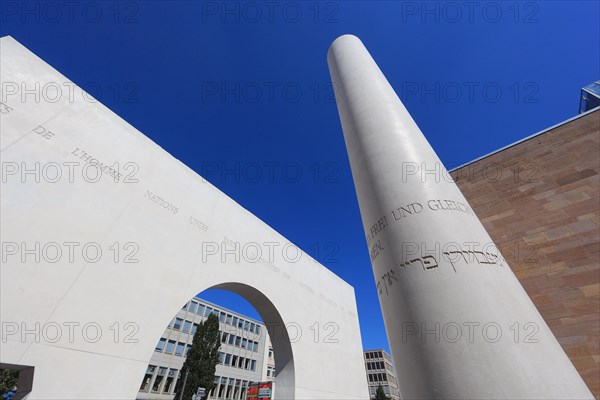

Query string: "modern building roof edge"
[[448, 106, 600, 173]]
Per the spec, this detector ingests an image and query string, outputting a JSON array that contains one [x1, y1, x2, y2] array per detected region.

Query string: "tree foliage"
[[0, 369, 18, 395], [375, 384, 389, 400], [174, 313, 221, 400]]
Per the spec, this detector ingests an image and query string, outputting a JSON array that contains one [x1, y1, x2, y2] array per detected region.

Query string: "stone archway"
[[0, 36, 368, 400]]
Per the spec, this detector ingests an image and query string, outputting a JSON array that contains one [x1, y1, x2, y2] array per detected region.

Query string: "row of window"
[[366, 361, 386, 371], [365, 350, 384, 360], [209, 375, 253, 399], [221, 331, 260, 352], [155, 338, 191, 357], [183, 300, 262, 335], [140, 366, 178, 394], [368, 373, 388, 383], [218, 351, 257, 371]]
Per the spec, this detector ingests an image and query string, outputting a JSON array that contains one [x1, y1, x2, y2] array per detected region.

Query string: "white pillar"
[[327, 34, 593, 399]]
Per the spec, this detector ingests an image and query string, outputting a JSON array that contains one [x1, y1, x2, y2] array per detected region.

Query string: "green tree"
[[375, 384, 389, 400], [0, 369, 18, 395], [174, 313, 221, 400]]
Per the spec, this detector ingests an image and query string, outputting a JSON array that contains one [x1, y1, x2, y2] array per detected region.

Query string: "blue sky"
[[2, 0, 598, 353]]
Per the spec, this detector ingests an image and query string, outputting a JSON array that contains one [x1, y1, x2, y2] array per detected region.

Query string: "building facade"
[[363, 350, 400, 400], [137, 298, 272, 400], [452, 109, 600, 396]]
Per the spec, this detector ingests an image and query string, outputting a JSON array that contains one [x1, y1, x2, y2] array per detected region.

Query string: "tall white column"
[[327, 34, 593, 399]]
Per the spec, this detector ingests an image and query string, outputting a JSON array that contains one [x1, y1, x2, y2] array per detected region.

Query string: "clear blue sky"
[[2, 1, 598, 354]]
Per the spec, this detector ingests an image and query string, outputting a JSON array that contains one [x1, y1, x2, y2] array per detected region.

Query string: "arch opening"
[[139, 282, 294, 400]]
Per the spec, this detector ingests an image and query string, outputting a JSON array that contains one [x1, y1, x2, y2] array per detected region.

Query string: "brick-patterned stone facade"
[[451, 109, 600, 397]]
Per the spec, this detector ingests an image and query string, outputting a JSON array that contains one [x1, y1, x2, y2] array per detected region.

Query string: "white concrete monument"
[[0, 36, 369, 399], [327, 34, 593, 399]]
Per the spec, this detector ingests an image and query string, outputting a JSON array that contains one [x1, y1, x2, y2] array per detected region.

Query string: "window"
[[244, 321, 249, 331], [181, 302, 188, 310], [228, 334, 235, 345], [163, 369, 177, 394], [251, 360, 256, 371], [367, 363, 372, 370], [191, 323, 198, 335], [219, 312, 226, 322], [222, 332, 229, 343], [238, 319, 244, 329], [244, 358, 250, 369], [196, 304, 205, 316], [250, 322, 255, 332], [173, 318, 183, 330], [219, 352, 225, 364], [186, 344, 192, 356], [226, 314, 232, 325], [232, 317, 238, 327], [165, 340, 176, 354], [205, 307, 213, 317], [155, 338, 166, 352], [255, 325, 260, 336], [182, 320, 192, 334], [232, 355, 238, 367], [212, 308, 219, 316], [379, 351, 383, 358], [140, 366, 155, 391], [268, 349, 273, 358], [252, 341, 258, 352], [235, 336, 241, 347], [368, 374, 373, 382], [175, 342, 184, 356], [152, 367, 166, 392], [241, 338, 247, 349], [188, 302, 197, 314], [225, 353, 232, 366], [238, 357, 244, 368]]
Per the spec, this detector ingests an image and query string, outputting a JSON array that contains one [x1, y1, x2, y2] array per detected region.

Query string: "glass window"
[[152, 367, 166, 392], [191, 323, 198, 335], [155, 338, 166, 352], [228, 334, 235, 345], [232, 317, 238, 326], [219, 312, 226, 322], [244, 321, 250, 331], [232, 355, 238, 367], [188, 302, 197, 314], [205, 307, 213, 317], [235, 336, 241, 347], [254, 342, 259, 352], [238, 319, 244, 329], [379, 351, 383, 358], [226, 314, 232, 325], [268, 349, 273, 358], [196, 304, 205, 316], [225, 353, 232, 366], [173, 318, 183, 330], [219, 352, 225, 364], [175, 342, 184, 356], [255, 325, 260, 336], [140, 365, 155, 392], [163, 369, 176, 394], [165, 340, 176, 354], [186, 344, 192, 356], [212, 308, 219, 316], [181, 302, 188, 310], [238, 357, 244, 368], [244, 358, 250, 369], [182, 320, 192, 334], [250, 322, 255, 332], [251, 360, 256, 371], [241, 338, 247, 349], [222, 332, 228, 343]]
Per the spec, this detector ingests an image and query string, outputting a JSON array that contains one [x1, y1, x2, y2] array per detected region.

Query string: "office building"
[[137, 298, 271, 400], [364, 349, 400, 400]]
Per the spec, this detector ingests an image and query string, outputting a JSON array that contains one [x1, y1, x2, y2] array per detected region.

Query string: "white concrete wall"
[[0, 36, 369, 400]]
